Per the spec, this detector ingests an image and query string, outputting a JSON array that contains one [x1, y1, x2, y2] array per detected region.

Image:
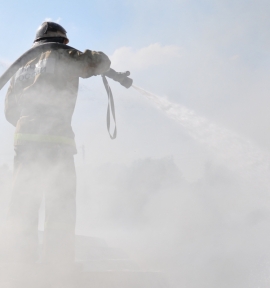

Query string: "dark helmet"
[[34, 22, 69, 43]]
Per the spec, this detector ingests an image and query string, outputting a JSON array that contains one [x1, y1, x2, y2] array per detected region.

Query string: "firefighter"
[[4, 21, 111, 271]]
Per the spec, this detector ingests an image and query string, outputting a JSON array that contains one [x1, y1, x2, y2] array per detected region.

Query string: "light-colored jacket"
[[5, 46, 111, 153]]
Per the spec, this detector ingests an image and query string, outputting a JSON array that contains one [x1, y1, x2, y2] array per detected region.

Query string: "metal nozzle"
[[120, 77, 133, 89], [103, 69, 133, 89]]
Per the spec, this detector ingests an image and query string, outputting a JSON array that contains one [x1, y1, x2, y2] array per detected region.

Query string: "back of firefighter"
[[3, 22, 111, 270]]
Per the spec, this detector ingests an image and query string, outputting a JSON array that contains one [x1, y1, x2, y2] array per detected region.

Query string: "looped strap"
[[102, 75, 117, 139]]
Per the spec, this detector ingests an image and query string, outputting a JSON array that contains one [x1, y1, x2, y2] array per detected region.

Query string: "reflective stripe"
[[14, 133, 76, 146]]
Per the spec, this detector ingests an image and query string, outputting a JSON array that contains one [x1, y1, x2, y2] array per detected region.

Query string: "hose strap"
[[102, 75, 117, 140]]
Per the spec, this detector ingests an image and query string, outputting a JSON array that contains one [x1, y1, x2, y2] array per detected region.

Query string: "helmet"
[[34, 22, 69, 43]]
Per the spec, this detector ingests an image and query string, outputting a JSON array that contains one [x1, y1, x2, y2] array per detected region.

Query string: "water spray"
[[131, 84, 270, 186]]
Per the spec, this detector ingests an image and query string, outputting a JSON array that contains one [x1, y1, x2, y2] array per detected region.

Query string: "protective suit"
[[4, 37, 111, 265]]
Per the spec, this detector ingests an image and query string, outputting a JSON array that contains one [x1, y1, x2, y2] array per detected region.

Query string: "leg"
[[43, 149, 76, 264], [5, 147, 44, 263]]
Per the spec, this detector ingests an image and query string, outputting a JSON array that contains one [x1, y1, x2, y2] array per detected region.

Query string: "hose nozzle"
[[119, 76, 133, 88], [103, 69, 133, 89]]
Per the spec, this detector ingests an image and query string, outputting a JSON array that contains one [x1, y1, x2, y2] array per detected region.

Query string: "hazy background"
[[1, 0, 270, 287]]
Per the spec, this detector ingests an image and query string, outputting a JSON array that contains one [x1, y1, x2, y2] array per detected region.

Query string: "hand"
[[103, 69, 133, 89], [104, 69, 130, 81]]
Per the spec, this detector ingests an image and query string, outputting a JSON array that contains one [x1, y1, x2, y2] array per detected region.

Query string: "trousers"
[[4, 145, 76, 263]]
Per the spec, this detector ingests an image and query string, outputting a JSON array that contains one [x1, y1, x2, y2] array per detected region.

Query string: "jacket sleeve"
[[5, 77, 21, 127], [67, 49, 111, 78]]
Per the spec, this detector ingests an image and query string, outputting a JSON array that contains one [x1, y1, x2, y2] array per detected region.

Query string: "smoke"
[[74, 153, 270, 288], [1, 2, 270, 287], [68, 82, 270, 288], [1, 45, 270, 288]]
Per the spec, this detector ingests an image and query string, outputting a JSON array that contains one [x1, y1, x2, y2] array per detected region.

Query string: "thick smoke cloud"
[[74, 156, 270, 288]]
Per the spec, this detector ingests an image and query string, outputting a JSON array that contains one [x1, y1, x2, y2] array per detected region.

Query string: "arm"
[[67, 49, 111, 78], [67, 49, 133, 87]]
